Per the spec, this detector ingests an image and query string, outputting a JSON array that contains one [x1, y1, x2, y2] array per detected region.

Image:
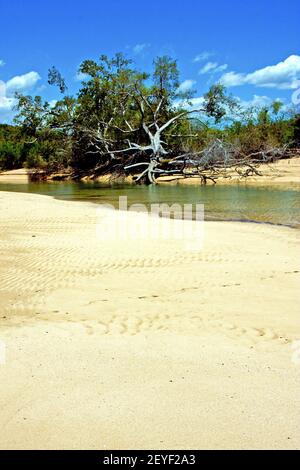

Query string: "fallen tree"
[[117, 139, 292, 184], [12, 53, 299, 182]]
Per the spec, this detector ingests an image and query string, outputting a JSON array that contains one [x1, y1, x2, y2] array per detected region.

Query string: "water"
[[0, 180, 299, 228]]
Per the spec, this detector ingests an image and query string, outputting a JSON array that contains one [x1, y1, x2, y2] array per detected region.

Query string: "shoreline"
[[0, 190, 299, 449], [0, 187, 299, 229], [1, 164, 300, 230], [1, 156, 300, 186]]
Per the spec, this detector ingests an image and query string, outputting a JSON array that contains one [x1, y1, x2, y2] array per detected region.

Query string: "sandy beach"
[[1, 156, 300, 186], [0, 190, 299, 449]]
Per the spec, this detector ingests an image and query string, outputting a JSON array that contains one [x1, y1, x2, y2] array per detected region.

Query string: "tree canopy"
[[0, 52, 299, 182]]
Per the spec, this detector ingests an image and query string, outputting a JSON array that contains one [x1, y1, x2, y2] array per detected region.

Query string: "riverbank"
[[158, 156, 300, 185], [0, 191, 299, 449], [1, 156, 300, 186]]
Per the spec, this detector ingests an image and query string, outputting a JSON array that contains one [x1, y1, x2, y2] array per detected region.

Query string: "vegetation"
[[0, 53, 299, 182]]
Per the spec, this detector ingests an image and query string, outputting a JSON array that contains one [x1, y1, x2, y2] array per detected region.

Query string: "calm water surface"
[[0, 180, 299, 228]]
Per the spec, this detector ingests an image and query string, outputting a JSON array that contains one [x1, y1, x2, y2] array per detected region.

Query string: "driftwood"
[[73, 89, 295, 184], [119, 140, 292, 184]]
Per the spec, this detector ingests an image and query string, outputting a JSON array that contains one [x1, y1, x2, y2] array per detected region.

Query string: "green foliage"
[[223, 111, 296, 155], [13, 94, 49, 136], [24, 146, 47, 169], [0, 53, 298, 175], [292, 114, 300, 145], [272, 100, 283, 116], [0, 124, 24, 170], [48, 66, 68, 94], [153, 55, 179, 101], [0, 141, 22, 170], [203, 84, 237, 123]]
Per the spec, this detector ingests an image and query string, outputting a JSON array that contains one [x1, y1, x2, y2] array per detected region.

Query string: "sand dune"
[[0, 191, 299, 449]]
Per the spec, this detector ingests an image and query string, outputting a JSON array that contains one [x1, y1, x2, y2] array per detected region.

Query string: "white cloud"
[[0, 59, 5, 67], [193, 51, 214, 63], [173, 96, 205, 111], [199, 62, 228, 74], [220, 55, 300, 89], [186, 96, 205, 110], [36, 84, 47, 92], [219, 71, 245, 87], [199, 62, 218, 74], [239, 95, 287, 111], [174, 93, 287, 120], [133, 43, 150, 55], [6, 71, 41, 93], [0, 70, 41, 118], [238, 95, 273, 109], [74, 71, 89, 82], [177, 79, 196, 93], [214, 64, 228, 73], [49, 99, 58, 108], [0, 81, 14, 111], [0, 96, 14, 111], [175, 94, 271, 112]]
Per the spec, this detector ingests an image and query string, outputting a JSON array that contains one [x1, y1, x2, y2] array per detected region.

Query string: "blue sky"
[[1, 0, 300, 122]]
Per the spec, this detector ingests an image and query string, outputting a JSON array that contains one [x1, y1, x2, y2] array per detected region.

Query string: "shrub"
[[0, 141, 23, 170]]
